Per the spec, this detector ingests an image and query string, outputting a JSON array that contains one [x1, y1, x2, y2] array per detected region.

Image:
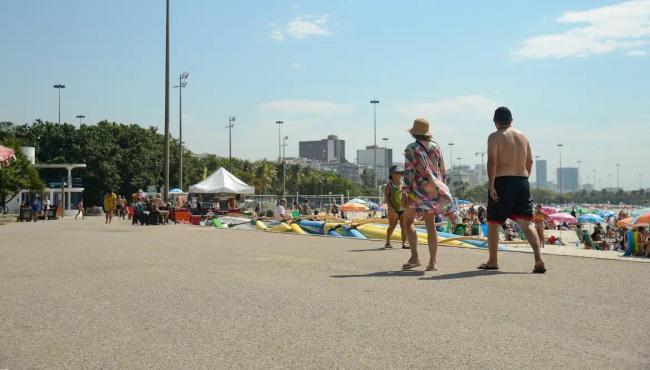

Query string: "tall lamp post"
[[172, 71, 188, 190], [382, 137, 389, 180], [282, 136, 288, 195], [592, 169, 597, 190], [226, 116, 235, 172], [640, 174, 644, 190], [370, 100, 380, 188], [53, 84, 65, 124], [608, 173, 612, 189], [163, 0, 171, 202], [275, 121, 284, 164], [616, 164, 620, 191], [557, 144, 564, 196], [75, 114, 85, 126], [576, 160, 582, 190]]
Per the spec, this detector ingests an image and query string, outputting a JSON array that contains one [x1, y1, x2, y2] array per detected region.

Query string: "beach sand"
[[1, 217, 649, 369]]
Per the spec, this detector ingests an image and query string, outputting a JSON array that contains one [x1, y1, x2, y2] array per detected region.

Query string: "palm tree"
[[287, 164, 303, 193], [252, 160, 277, 194]]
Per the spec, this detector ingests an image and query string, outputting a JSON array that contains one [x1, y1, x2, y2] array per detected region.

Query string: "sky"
[[1, 0, 649, 190]]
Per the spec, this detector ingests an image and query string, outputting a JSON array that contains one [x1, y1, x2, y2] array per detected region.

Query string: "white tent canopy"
[[189, 167, 255, 194]]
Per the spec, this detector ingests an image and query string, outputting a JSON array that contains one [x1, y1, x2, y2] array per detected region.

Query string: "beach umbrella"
[[616, 217, 633, 228], [599, 210, 615, 219], [577, 214, 605, 224], [169, 188, 184, 194], [547, 212, 577, 224], [631, 213, 650, 227], [340, 202, 369, 212], [347, 198, 370, 205], [0, 145, 15, 167], [540, 206, 558, 216], [455, 199, 472, 205], [632, 208, 650, 217]]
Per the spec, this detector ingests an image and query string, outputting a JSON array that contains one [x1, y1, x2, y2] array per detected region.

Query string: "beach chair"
[[583, 233, 604, 250], [452, 224, 466, 236]]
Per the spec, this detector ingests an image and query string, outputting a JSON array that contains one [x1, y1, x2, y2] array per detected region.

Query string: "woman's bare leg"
[[398, 215, 407, 247], [403, 207, 419, 267], [423, 212, 438, 271]]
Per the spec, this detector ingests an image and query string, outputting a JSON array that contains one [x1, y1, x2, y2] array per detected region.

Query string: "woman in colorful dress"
[[383, 164, 409, 249], [402, 118, 451, 271]]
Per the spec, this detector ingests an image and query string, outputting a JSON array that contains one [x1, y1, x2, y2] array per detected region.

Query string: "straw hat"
[[408, 118, 432, 137]]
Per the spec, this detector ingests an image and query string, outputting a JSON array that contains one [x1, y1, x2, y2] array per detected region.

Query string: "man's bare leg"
[[423, 212, 438, 271], [483, 221, 500, 268], [516, 219, 546, 270], [402, 207, 420, 268]]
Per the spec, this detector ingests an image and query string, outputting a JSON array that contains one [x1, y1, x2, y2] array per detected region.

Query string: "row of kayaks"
[[251, 219, 503, 250]]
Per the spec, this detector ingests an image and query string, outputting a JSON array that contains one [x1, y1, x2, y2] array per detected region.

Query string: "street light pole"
[[370, 100, 380, 189], [282, 136, 288, 195], [53, 84, 65, 124], [593, 169, 597, 190], [576, 160, 582, 190], [172, 72, 188, 190], [75, 114, 85, 126], [382, 137, 388, 181], [616, 164, 620, 191], [557, 144, 563, 195], [448, 142, 454, 170], [640, 174, 644, 190], [275, 121, 284, 164], [457, 157, 461, 168], [226, 116, 235, 172], [163, 0, 171, 202]]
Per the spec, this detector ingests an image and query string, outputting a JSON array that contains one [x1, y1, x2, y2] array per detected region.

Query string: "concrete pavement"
[[1, 217, 649, 369]]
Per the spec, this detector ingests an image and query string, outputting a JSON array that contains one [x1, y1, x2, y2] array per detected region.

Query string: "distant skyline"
[[1, 0, 649, 189]]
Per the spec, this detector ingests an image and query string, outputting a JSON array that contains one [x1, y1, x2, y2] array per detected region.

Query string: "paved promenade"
[[1, 217, 648, 369]]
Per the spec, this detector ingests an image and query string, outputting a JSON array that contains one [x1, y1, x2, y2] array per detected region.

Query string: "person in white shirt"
[[274, 198, 290, 220], [43, 196, 50, 221]]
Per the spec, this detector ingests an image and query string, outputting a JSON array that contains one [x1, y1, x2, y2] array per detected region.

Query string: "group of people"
[[384, 107, 546, 273], [20, 195, 52, 222]]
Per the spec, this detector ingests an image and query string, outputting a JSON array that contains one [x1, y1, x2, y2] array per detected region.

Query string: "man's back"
[[489, 127, 531, 178]]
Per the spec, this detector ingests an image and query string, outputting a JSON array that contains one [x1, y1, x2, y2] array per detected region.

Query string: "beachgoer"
[[532, 204, 547, 248], [42, 196, 50, 221], [570, 207, 577, 218], [302, 200, 311, 216], [384, 164, 409, 249], [30, 196, 41, 222], [103, 190, 117, 224], [151, 193, 163, 225], [480, 106, 546, 273], [75, 199, 84, 220], [402, 118, 450, 271], [274, 198, 290, 220]]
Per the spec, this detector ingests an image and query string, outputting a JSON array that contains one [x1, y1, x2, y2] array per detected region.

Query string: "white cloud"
[[270, 14, 332, 41], [258, 99, 353, 115], [512, 0, 650, 59], [396, 95, 498, 125], [290, 62, 302, 69], [627, 49, 648, 55]]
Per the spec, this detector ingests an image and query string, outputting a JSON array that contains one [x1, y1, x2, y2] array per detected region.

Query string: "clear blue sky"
[[1, 0, 649, 189]]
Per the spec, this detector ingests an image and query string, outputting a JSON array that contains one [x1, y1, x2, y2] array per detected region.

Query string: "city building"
[[557, 167, 579, 193], [298, 135, 346, 163], [321, 162, 364, 184], [5, 146, 86, 215], [356, 145, 392, 180], [535, 160, 547, 188]]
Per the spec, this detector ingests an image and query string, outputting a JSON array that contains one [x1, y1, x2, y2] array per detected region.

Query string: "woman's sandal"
[[402, 262, 421, 270], [532, 265, 547, 274], [477, 263, 499, 270], [384, 243, 393, 249]]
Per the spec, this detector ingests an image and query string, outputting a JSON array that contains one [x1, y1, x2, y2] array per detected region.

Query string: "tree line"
[[0, 120, 371, 207]]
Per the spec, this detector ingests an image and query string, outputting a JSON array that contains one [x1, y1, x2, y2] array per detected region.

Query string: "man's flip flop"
[[402, 262, 421, 270], [477, 263, 499, 270], [532, 265, 547, 274]]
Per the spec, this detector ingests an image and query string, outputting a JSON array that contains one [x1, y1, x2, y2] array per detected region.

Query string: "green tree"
[[0, 140, 44, 211]]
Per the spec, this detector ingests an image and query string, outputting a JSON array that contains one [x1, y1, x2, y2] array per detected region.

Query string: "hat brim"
[[407, 127, 433, 137]]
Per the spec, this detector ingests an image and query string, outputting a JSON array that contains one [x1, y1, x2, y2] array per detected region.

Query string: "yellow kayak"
[[357, 224, 474, 248], [290, 223, 308, 234]]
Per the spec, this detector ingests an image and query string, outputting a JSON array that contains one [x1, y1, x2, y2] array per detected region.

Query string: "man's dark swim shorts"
[[487, 176, 533, 224]]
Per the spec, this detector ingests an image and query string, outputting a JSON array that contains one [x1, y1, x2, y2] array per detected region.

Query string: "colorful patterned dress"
[[403, 140, 448, 214]]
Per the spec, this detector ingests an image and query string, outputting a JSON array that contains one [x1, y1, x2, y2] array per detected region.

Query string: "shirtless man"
[[478, 107, 546, 273]]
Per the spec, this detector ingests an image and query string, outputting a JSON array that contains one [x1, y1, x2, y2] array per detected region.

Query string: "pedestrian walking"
[[480, 107, 546, 273]]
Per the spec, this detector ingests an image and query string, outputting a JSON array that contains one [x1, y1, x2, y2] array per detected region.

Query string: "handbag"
[[415, 141, 453, 210]]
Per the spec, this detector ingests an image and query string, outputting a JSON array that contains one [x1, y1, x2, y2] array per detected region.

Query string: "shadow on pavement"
[[419, 270, 529, 281], [347, 247, 399, 252], [331, 270, 425, 278]]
